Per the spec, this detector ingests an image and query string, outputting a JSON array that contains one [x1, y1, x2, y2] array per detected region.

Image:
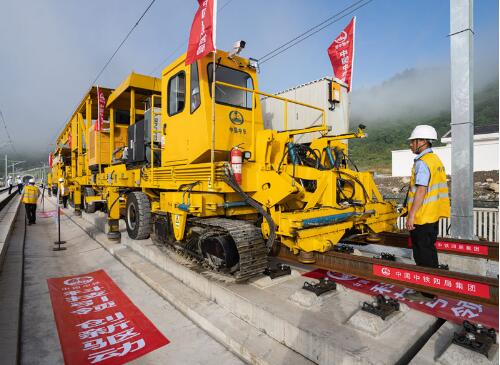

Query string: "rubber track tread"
[[191, 217, 268, 282], [129, 192, 152, 239]]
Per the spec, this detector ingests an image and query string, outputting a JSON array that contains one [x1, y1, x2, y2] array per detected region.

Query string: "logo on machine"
[[229, 110, 244, 125]]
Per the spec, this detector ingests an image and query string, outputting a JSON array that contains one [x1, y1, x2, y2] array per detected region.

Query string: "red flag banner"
[[47, 270, 169, 365], [185, 0, 217, 65], [95, 86, 106, 131], [49, 153, 53, 168], [327, 17, 356, 91]]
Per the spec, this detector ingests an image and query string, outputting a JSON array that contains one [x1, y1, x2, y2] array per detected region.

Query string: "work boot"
[[403, 290, 436, 302]]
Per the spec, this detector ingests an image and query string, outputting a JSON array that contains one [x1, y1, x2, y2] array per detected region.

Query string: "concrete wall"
[[392, 135, 499, 176], [261, 77, 349, 144]]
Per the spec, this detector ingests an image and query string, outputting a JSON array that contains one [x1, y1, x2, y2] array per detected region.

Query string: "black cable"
[[259, 0, 374, 65], [223, 168, 276, 253], [259, 0, 367, 61], [91, 0, 156, 85]]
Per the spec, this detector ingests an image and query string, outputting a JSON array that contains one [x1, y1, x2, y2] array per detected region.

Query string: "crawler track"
[[190, 218, 268, 281]]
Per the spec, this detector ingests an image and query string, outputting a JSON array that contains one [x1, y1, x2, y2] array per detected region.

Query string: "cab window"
[[167, 71, 186, 116], [207, 63, 253, 109], [190, 62, 201, 113]]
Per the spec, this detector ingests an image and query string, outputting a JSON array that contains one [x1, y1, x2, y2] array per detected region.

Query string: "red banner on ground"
[[185, 0, 217, 65], [47, 270, 169, 365], [327, 17, 355, 91], [303, 269, 498, 330]]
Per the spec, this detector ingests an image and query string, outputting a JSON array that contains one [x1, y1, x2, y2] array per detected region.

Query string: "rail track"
[[344, 231, 499, 261], [0, 187, 17, 212], [276, 232, 499, 308]]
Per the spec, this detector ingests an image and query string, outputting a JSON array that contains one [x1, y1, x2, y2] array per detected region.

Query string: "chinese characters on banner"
[[435, 240, 489, 256], [303, 269, 498, 330], [94, 87, 106, 131], [47, 270, 169, 365], [185, 0, 217, 65], [327, 17, 355, 92], [372, 264, 490, 299]]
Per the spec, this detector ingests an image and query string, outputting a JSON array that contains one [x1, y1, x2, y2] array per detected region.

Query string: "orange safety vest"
[[22, 185, 39, 204], [408, 153, 450, 225]]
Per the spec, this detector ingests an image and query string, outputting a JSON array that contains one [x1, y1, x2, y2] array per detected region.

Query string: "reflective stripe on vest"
[[408, 153, 450, 225], [22, 186, 38, 204]]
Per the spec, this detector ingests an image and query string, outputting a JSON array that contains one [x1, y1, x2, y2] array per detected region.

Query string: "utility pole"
[[4, 155, 7, 183], [450, 0, 474, 239]]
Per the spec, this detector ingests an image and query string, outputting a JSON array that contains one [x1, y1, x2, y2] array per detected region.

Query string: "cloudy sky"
[[0, 0, 497, 157]]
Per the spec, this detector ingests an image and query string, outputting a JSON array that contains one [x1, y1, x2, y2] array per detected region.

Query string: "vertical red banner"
[[47, 270, 169, 365], [49, 152, 53, 168], [327, 17, 356, 91], [94, 87, 106, 131], [185, 0, 217, 65]]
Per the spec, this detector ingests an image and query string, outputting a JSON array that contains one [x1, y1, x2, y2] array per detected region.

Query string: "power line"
[[91, 0, 157, 85], [53, 0, 157, 142], [258, 0, 374, 66], [0, 109, 16, 153], [149, 0, 238, 75]]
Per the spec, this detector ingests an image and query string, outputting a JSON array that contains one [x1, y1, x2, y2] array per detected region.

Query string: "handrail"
[[214, 80, 327, 162], [150, 95, 162, 185]]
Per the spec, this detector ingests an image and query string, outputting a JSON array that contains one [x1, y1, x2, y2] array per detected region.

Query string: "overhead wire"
[[258, 0, 374, 65], [0, 109, 16, 153], [53, 0, 157, 141]]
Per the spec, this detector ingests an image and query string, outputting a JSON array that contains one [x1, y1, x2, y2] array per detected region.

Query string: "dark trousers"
[[17, 184, 22, 195], [62, 196, 68, 208], [25, 203, 37, 224], [8, 185, 12, 194], [410, 222, 439, 268]]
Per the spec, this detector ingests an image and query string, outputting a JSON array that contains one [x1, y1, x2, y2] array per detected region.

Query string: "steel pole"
[[450, 0, 474, 239]]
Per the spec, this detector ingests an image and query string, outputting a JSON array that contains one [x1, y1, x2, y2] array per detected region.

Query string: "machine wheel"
[[83, 187, 97, 214], [126, 191, 152, 240]]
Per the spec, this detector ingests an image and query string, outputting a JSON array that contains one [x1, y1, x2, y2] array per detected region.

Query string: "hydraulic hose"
[[223, 168, 277, 254]]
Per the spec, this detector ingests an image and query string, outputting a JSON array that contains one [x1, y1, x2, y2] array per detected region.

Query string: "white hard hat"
[[59, 177, 64, 182], [29, 178, 35, 184], [408, 125, 438, 141]]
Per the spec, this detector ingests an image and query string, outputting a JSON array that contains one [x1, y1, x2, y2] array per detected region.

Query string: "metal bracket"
[[333, 244, 354, 254], [452, 320, 497, 358], [263, 264, 291, 279], [361, 294, 400, 320], [302, 278, 336, 296], [373, 252, 396, 261]]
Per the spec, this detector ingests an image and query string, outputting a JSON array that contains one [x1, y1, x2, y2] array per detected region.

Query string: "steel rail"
[[0, 189, 18, 211], [343, 231, 499, 261], [277, 245, 499, 307]]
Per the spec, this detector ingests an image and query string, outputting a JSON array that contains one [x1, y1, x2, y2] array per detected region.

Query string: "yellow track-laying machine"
[[51, 49, 398, 280]]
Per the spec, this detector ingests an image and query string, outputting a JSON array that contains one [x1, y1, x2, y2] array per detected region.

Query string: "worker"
[[404, 125, 450, 302], [59, 177, 70, 208], [16, 175, 23, 195], [23, 178, 40, 225], [7, 176, 13, 194]]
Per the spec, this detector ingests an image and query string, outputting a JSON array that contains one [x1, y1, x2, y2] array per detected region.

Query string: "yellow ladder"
[[150, 94, 162, 185]]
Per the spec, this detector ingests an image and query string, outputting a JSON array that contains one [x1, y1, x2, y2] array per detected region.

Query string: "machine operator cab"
[[161, 49, 263, 166]]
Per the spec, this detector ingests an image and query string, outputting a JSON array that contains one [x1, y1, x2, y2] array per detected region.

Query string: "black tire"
[[126, 192, 152, 239], [83, 187, 97, 214]]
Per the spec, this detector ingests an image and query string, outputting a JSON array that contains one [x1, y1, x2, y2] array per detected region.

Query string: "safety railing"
[[214, 81, 328, 162], [397, 207, 499, 241]]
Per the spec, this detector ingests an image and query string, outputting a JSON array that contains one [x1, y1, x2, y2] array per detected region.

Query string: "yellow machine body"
[[52, 50, 397, 258]]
